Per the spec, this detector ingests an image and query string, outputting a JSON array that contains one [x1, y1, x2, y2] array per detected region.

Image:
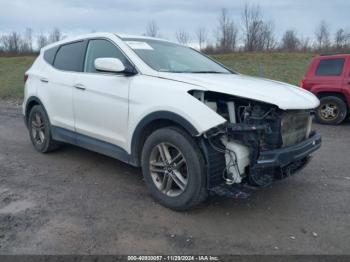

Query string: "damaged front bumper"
[[249, 131, 321, 186], [256, 131, 321, 168], [200, 126, 322, 192]]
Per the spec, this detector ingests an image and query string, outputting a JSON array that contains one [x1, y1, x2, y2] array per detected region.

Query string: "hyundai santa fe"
[[23, 32, 322, 210]]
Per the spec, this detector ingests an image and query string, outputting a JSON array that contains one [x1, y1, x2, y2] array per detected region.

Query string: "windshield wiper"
[[159, 70, 228, 73], [190, 71, 227, 74]]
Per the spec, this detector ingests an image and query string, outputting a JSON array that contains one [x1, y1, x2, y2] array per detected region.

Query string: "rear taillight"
[[24, 74, 28, 84]]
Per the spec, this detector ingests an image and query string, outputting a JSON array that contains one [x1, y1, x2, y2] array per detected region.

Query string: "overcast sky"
[[0, 0, 349, 43]]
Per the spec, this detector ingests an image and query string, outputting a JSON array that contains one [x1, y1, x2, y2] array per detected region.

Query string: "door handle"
[[40, 78, 49, 83], [74, 84, 86, 90]]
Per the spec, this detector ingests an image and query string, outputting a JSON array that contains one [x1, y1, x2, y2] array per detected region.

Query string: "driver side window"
[[84, 39, 130, 73]]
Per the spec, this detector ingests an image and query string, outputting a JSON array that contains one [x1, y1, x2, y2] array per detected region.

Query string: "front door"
[[73, 39, 135, 151]]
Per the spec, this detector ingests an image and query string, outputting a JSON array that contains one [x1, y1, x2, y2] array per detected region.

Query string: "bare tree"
[[49, 28, 62, 43], [216, 8, 238, 53], [0, 32, 22, 53], [175, 29, 191, 45], [37, 32, 49, 50], [241, 3, 274, 51], [315, 20, 331, 50], [0, 34, 9, 52], [242, 3, 260, 51], [202, 43, 216, 54], [334, 28, 350, 49], [281, 29, 300, 51], [261, 21, 276, 50], [21, 27, 33, 53], [196, 27, 207, 50], [12, 32, 21, 52], [299, 36, 311, 52], [144, 20, 159, 37]]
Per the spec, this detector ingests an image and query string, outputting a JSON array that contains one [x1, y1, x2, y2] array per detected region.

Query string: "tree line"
[[145, 4, 350, 54], [0, 27, 63, 55], [1, 3, 349, 55]]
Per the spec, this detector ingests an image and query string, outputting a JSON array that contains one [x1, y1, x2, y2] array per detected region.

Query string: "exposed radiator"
[[281, 111, 312, 147]]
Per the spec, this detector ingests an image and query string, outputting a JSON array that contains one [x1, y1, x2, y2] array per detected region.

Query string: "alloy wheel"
[[31, 112, 46, 145], [320, 103, 339, 120], [149, 142, 188, 197]]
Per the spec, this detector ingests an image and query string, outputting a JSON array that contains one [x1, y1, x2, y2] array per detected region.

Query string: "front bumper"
[[256, 132, 321, 169], [202, 131, 322, 189], [247, 131, 321, 186], [208, 132, 321, 197]]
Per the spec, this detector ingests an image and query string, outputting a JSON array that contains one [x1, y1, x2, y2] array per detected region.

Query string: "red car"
[[301, 54, 350, 125]]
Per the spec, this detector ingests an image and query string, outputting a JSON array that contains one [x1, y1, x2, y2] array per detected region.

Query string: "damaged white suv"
[[23, 33, 321, 210]]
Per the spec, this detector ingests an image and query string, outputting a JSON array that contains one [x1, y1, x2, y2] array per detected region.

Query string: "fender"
[[129, 111, 200, 166], [311, 86, 350, 105], [24, 96, 47, 127], [311, 86, 342, 93]]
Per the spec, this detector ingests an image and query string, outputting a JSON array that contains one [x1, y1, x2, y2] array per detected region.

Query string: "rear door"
[[73, 38, 135, 150], [39, 40, 87, 131], [310, 57, 345, 93]]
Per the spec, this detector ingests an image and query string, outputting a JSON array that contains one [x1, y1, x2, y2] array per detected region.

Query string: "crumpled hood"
[[157, 72, 319, 110]]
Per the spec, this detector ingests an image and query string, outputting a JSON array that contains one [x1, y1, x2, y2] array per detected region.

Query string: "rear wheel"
[[141, 127, 207, 210], [315, 96, 347, 125], [28, 105, 60, 153]]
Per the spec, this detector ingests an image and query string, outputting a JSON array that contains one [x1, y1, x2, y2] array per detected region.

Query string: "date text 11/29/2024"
[[127, 255, 220, 261]]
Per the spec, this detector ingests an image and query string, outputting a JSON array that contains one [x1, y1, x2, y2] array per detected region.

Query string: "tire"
[[141, 127, 207, 211], [315, 96, 347, 125], [28, 105, 60, 153]]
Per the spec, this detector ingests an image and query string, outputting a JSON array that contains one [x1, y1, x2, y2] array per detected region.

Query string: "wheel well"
[[25, 100, 39, 124], [316, 92, 347, 104], [131, 119, 193, 166]]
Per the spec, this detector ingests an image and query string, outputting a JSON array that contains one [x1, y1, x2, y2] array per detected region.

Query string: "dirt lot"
[[0, 100, 349, 255]]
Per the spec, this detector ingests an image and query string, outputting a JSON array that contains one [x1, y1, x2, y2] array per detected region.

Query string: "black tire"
[[28, 105, 60, 153], [141, 127, 207, 211], [315, 96, 347, 125]]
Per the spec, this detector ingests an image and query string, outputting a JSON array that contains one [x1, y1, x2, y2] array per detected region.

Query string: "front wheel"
[[141, 127, 207, 210]]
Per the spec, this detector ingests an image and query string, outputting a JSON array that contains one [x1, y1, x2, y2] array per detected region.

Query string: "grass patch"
[[213, 52, 316, 86], [0, 53, 316, 99], [0, 56, 36, 99]]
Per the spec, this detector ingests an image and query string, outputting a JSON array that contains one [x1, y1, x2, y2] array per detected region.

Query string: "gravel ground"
[[0, 100, 349, 255]]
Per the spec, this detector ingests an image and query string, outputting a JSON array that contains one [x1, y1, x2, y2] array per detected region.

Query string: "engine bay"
[[190, 90, 313, 187]]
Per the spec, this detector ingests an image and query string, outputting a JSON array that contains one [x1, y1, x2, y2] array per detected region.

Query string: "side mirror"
[[94, 58, 126, 73]]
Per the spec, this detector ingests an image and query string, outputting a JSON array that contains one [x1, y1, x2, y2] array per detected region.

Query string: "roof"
[[319, 53, 350, 58], [40, 32, 175, 52], [117, 34, 164, 40], [116, 34, 175, 44]]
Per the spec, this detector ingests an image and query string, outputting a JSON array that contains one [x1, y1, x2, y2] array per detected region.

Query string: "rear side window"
[[53, 41, 87, 72], [84, 39, 131, 73], [43, 46, 58, 65], [315, 58, 345, 76]]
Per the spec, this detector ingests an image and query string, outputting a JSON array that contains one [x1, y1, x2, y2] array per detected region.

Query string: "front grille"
[[281, 111, 311, 147]]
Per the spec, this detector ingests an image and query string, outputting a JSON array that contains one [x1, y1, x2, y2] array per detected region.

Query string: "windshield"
[[122, 38, 232, 74]]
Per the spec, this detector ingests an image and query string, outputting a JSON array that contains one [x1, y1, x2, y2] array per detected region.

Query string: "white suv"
[[23, 32, 321, 210]]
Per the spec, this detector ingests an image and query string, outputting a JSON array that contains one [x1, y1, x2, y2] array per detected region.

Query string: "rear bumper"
[[256, 132, 322, 168]]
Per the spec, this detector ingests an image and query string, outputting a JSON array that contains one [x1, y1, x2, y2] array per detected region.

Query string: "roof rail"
[[320, 52, 350, 56]]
